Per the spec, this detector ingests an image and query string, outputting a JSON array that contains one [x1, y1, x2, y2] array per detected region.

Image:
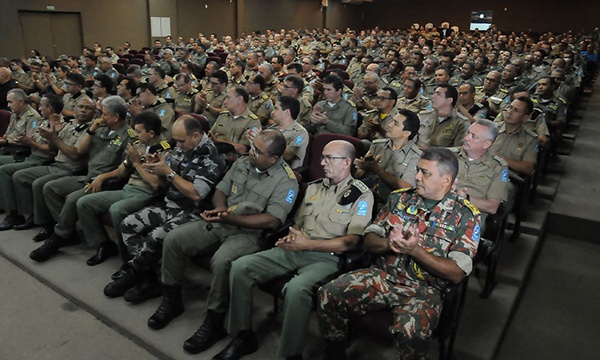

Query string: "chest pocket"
[[230, 171, 268, 210], [423, 226, 455, 258]]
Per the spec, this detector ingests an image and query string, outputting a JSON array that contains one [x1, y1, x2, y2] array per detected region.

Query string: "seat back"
[[0, 109, 11, 136], [308, 133, 364, 182]]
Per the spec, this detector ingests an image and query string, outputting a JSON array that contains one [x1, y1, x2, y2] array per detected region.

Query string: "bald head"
[[0, 67, 11, 83]]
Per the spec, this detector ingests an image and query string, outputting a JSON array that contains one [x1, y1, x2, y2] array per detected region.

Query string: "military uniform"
[[396, 93, 432, 114], [12, 70, 33, 91], [474, 87, 509, 120], [211, 108, 261, 149], [146, 98, 175, 139], [296, 96, 313, 128], [420, 74, 436, 97], [228, 176, 373, 358], [465, 102, 488, 122], [76, 139, 171, 247], [317, 188, 480, 358], [248, 92, 274, 125], [156, 82, 176, 104], [43, 123, 135, 240], [264, 79, 279, 100], [491, 122, 538, 173], [120, 136, 227, 272], [417, 109, 469, 149], [268, 120, 309, 169], [161, 156, 299, 314], [174, 87, 199, 114], [62, 91, 90, 119], [357, 108, 397, 141], [203, 91, 227, 127], [449, 75, 483, 88], [365, 138, 422, 205], [13, 121, 89, 225], [532, 95, 568, 126], [306, 99, 358, 136]]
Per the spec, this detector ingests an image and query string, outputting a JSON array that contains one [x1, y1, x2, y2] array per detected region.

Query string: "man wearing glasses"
[[396, 77, 431, 115], [475, 70, 510, 121], [194, 70, 228, 127], [61, 73, 90, 119], [214, 139, 373, 360], [357, 87, 398, 141]]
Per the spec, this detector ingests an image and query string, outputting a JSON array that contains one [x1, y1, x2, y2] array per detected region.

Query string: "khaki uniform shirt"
[[491, 122, 538, 174], [203, 91, 227, 127], [366, 138, 421, 202], [296, 97, 313, 128], [269, 120, 309, 169], [156, 83, 176, 103], [6, 105, 42, 140], [307, 99, 358, 136], [211, 107, 261, 148], [452, 148, 509, 205], [54, 121, 90, 171], [248, 92, 274, 125], [357, 108, 398, 141], [146, 98, 175, 139], [62, 91, 90, 119], [396, 93, 432, 114], [174, 87, 200, 114], [294, 176, 374, 240], [417, 109, 469, 149], [475, 87, 509, 120]]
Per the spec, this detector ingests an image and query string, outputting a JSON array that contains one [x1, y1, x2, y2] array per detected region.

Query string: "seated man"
[[145, 130, 298, 357], [76, 111, 169, 266], [307, 74, 358, 136], [317, 147, 480, 360], [29, 96, 136, 262], [129, 83, 175, 139], [103, 115, 228, 301], [451, 119, 509, 228], [214, 140, 374, 360], [357, 87, 398, 142], [355, 109, 421, 210], [396, 77, 431, 115]]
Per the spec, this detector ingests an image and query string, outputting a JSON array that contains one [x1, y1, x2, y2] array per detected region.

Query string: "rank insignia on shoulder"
[[392, 187, 413, 194], [249, 113, 259, 119], [159, 140, 172, 150], [283, 163, 296, 179], [460, 198, 480, 215], [127, 128, 136, 138]]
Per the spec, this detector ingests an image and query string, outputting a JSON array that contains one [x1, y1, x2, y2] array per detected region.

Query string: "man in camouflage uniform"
[[355, 109, 422, 210], [417, 84, 469, 149], [215, 140, 373, 360], [451, 119, 509, 228], [76, 111, 170, 266], [173, 73, 199, 114], [318, 147, 480, 360], [308, 74, 358, 136], [210, 86, 261, 154], [103, 115, 227, 302], [30, 96, 136, 262], [12, 97, 93, 238], [147, 130, 298, 356], [246, 74, 274, 126]]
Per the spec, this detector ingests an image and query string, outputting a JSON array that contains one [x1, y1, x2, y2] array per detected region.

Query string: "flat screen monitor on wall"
[[470, 10, 493, 31]]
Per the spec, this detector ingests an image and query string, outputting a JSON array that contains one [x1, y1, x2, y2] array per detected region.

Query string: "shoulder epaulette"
[[282, 162, 296, 179], [249, 113, 259, 120], [391, 187, 414, 194], [308, 178, 324, 185], [492, 154, 508, 166], [364, 109, 378, 114], [499, 88, 509, 94], [448, 146, 461, 153], [475, 85, 483, 91], [372, 138, 388, 144], [261, 94, 269, 100], [339, 180, 369, 205], [419, 109, 435, 115], [557, 96, 567, 105], [347, 100, 356, 107], [126, 128, 136, 138], [219, 110, 230, 115], [459, 198, 480, 215], [525, 129, 538, 137]]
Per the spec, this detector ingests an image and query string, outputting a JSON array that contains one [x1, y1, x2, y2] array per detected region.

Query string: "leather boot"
[[29, 234, 62, 262], [124, 271, 163, 304], [183, 310, 227, 354], [103, 268, 139, 298], [147, 285, 184, 330]]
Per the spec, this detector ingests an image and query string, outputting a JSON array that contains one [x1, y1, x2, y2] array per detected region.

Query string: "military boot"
[[182, 309, 227, 354], [147, 284, 184, 330], [103, 267, 139, 298]]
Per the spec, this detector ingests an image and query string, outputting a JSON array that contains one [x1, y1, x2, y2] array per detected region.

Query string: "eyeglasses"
[[320, 155, 347, 162], [250, 144, 267, 156]]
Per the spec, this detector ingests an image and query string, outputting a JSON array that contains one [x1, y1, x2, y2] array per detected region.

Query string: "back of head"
[[134, 110, 162, 135], [259, 129, 286, 157]]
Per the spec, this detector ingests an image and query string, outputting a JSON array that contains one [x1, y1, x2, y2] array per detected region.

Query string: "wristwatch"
[[166, 171, 176, 182]]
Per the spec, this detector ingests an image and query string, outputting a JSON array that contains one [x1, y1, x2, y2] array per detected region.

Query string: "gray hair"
[[102, 95, 127, 120], [474, 119, 499, 142], [7, 88, 28, 102]]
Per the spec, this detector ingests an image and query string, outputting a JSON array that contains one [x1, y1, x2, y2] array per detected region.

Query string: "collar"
[[322, 175, 353, 195]]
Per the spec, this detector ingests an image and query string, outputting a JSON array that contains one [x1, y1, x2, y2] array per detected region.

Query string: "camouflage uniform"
[[228, 176, 373, 358], [417, 109, 469, 149], [364, 139, 421, 207], [121, 136, 227, 272], [306, 99, 358, 136], [317, 188, 480, 359], [161, 156, 299, 314], [12, 121, 89, 225], [43, 124, 136, 239], [211, 108, 261, 149], [76, 139, 171, 247]]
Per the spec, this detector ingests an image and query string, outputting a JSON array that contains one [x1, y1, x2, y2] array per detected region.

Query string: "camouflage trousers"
[[121, 203, 199, 271], [317, 266, 442, 360]]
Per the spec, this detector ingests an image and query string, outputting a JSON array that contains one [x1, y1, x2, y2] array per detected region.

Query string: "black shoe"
[[33, 226, 54, 242], [124, 273, 162, 304], [103, 268, 138, 298], [148, 285, 184, 330], [211, 331, 258, 360], [0, 214, 24, 231], [87, 241, 118, 266], [13, 215, 35, 230], [29, 234, 61, 262], [183, 310, 227, 354], [111, 262, 130, 280]]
